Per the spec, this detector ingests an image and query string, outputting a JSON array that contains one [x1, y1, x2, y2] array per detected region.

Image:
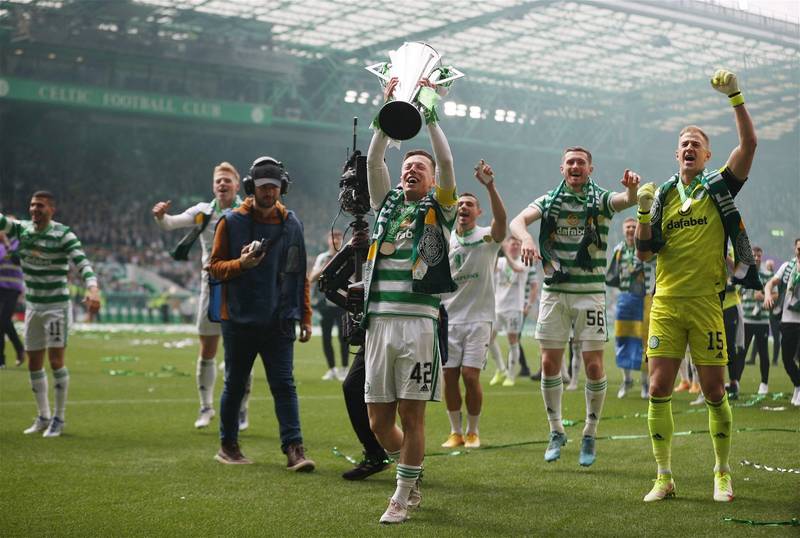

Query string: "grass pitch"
[[1, 327, 798, 537]]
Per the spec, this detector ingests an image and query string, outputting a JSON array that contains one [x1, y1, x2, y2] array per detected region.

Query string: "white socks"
[[541, 374, 565, 434], [506, 343, 520, 381], [30, 369, 51, 419], [196, 357, 216, 409], [393, 464, 422, 505], [53, 367, 69, 421], [447, 410, 463, 435], [583, 376, 608, 438], [489, 340, 504, 373], [466, 413, 480, 435]]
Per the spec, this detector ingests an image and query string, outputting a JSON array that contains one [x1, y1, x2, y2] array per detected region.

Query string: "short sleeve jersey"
[[0, 215, 97, 310], [495, 256, 531, 313], [368, 187, 457, 321], [531, 184, 616, 295], [441, 225, 500, 324]]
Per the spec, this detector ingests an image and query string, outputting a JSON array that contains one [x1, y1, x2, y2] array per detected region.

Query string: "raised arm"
[[634, 183, 656, 262], [711, 69, 757, 181], [428, 121, 455, 195], [610, 169, 641, 212], [510, 205, 543, 267], [367, 129, 392, 211], [474, 160, 507, 243]]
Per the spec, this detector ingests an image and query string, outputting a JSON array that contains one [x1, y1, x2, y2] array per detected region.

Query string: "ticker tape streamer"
[[104, 365, 190, 378], [723, 517, 799, 527], [560, 392, 790, 427], [332, 428, 799, 461], [100, 355, 139, 363], [740, 459, 800, 475]]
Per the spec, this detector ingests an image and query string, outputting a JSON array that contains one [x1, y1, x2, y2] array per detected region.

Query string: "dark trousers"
[[770, 315, 782, 364], [743, 323, 770, 384], [319, 307, 348, 369], [724, 305, 745, 383], [219, 320, 302, 451], [342, 347, 386, 460], [780, 322, 800, 387], [0, 288, 23, 366]]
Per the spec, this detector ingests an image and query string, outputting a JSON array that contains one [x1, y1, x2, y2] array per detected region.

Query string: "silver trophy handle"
[[433, 67, 465, 86], [364, 63, 391, 83]]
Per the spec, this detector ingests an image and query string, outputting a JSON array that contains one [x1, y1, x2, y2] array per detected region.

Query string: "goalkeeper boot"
[[713, 471, 734, 502], [643, 474, 676, 502], [544, 431, 567, 462], [578, 435, 596, 467]]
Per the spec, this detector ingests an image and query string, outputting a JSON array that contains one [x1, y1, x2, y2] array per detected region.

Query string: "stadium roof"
[[2, 0, 798, 143]]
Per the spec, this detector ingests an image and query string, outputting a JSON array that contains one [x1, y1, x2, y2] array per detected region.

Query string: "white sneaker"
[[617, 381, 632, 399], [641, 384, 649, 399], [565, 381, 579, 391], [757, 383, 769, 395], [43, 417, 65, 438], [238, 409, 249, 432], [689, 393, 705, 406], [335, 367, 348, 382], [792, 387, 800, 407], [194, 407, 215, 428], [321, 368, 337, 381], [23, 416, 51, 435], [379, 498, 409, 524]]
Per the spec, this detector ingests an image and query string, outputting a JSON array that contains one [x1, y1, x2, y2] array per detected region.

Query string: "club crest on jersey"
[[567, 214, 580, 226], [419, 225, 445, 266], [649, 335, 660, 349]]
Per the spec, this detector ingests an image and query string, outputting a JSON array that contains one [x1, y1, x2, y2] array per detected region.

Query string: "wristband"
[[728, 91, 744, 107], [637, 210, 652, 224], [635, 238, 653, 252]]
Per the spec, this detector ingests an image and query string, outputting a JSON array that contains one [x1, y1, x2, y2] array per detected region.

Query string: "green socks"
[[706, 394, 733, 472], [648, 396, 674, 475]]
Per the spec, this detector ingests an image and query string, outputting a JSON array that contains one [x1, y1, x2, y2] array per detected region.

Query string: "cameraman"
[[207, 156, 315, 471]]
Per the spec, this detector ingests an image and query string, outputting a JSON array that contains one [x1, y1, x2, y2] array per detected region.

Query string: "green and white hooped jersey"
[[742, 269, 772, 324], [441, 225, 499, 324], [531, 185, 615, 295], [615, 242, 655, 295], [367, 201, 456, 321], [495, 256, 532, 313], [0, 215, 97, 310]]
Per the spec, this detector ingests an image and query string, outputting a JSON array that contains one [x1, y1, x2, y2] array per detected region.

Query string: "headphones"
[[242, 156, 291, 196]]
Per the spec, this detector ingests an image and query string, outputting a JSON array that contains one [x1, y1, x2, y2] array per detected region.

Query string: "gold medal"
[[380, 242, 396, 255], [681, 197, 692, 213]]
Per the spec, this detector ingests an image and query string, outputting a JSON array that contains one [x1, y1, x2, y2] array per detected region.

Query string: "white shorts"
[[24, 306, 70, 351], [495, 310, 523, 335], [535, 290, 607, 345], [364, 316, 442, 403], [445, 321, 491, 369], [197, 276, 221, 336]]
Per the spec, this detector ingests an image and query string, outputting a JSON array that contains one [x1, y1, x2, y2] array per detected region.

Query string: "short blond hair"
[[678, 125, 710, 147], [214, 161, 240, 182]]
